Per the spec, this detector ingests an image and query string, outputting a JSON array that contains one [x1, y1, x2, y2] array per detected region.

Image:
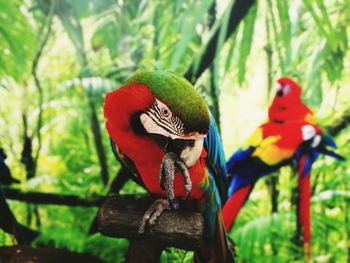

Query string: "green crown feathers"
[[126, 70, 210, 134]]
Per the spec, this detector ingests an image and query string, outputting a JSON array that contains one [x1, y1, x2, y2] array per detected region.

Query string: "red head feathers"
[[268, 77, 315, 124]]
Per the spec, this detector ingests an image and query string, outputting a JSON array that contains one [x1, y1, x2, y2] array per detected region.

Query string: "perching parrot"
[[103, 70, 234, 262], [222, 77, 344, 257]]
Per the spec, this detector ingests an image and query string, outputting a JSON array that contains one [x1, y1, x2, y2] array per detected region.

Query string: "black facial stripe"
[[151, 100, 162, 116], [171, 115, 185, 133], [151, 105, 169, 122], [146, 112, 179, 136], [148, 108, 174, 131], [159, 115, 185, 134], [149, 101, 185, 135]]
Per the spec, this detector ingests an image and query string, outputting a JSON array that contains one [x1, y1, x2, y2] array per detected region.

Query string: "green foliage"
[[170, 0, 214, 70], [54, 0, 86, 67], [85, 235, 128, 263], [237, 4, 257, 85], [161, 248, 193, 263], [0, 0, 36, 80]]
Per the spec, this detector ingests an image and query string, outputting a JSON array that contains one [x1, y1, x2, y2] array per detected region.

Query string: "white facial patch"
[[140, 113, 169, 137], [180, 138, 204, 168], [283, 84, 291, 95], [311, 134, 321, 148], [302, 125, 316, 141]]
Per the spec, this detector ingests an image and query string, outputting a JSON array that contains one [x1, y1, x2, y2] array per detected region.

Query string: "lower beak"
[[150, 134, 205, 168], [171, 138, 204, 168]]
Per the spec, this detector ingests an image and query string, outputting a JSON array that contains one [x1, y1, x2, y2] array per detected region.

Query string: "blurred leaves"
[[54, 0, 86, 67], [64, 76, 116, 100], [237, 3, 257, 84], [170, 0, 214, 70], [0, 0, 36, 80]]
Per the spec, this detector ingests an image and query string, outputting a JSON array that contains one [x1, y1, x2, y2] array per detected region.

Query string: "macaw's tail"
[[222, 184, 254, 231], [194, 211, 235, 263], [297, 155, 312, 259], [296, 147, 344, 259]]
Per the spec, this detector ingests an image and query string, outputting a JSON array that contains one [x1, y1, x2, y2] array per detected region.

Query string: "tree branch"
[[0, 188, 26, 244], [326, 110, 350, 137], [3, 188, 105, 207], [0, 188, 39, 244], [86, 95, 109, 185], [98, 195, 204, 250]]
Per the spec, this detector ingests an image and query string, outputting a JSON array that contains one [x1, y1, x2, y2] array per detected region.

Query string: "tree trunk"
[[87, 96, 109, 185]]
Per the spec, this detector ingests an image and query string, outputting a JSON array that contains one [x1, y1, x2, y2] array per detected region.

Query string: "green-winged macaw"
[[222, 77, 344, 258], [104, 70, 234, 262]]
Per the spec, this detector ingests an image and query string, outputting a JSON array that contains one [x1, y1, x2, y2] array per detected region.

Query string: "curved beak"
[[140, 113, 206, 167]]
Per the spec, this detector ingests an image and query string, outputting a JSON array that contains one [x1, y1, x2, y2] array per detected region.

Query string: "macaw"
[[222, 77, 344, 257], [104, 70, 234, 262], [268, 77, 316, 124]]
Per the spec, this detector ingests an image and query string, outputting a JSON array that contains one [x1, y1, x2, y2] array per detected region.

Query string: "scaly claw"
[[174, 159, 191, 199], [159, 152, 192, 208], [138, 152, 192, 233], [138, 199, 170, 233]]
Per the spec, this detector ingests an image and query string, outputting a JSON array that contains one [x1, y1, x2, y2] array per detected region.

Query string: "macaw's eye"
[[162, 108, 170, 117], [276, 84, 291, 97]]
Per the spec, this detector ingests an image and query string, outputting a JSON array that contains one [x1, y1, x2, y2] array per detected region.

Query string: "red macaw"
[[222, 77, 344, 257], [104, 70, 234, 262]]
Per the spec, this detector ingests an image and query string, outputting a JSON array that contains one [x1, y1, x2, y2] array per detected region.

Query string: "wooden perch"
[[98, 195, 204, 251]]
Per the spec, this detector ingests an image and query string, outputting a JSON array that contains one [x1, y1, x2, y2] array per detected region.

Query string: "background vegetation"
[[0, 0, 349, 262]]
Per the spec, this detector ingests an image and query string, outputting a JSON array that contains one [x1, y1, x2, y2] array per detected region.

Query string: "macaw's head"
[[104, 70, 210, 168], [268, 77, 313, 123], [275, 77, 302, 102]]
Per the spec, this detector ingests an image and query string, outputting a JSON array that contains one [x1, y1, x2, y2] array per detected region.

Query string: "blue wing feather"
[[227, 146, 255, 173], [204, 114, 228, 205]]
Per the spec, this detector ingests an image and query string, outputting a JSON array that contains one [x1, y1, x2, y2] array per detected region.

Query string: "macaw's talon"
[[159, 152, 192, 204], [138, 199, 170, 234], [175, 158, 192, 200], [168, 198, 179, 210]]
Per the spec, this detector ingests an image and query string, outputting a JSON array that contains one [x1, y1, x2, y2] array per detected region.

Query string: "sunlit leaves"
[[170, 0, 214, 70], [53, 0, 86, 67], [237, 3, 257, 84], [0, 0, 36, 81], [64, 76, 116, 100]]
